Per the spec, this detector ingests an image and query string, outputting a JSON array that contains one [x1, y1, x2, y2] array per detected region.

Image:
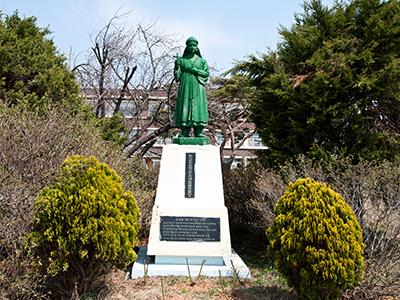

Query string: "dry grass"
[[105, 252, 294, 300]]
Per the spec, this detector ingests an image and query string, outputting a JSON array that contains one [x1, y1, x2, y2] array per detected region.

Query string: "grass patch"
[[106, 249, 296, 299]]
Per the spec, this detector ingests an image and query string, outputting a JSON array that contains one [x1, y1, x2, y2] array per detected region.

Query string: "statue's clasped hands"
[[189, 63, 204, 76], [174, 54, 204, 76], [190, 67, 200, 75]]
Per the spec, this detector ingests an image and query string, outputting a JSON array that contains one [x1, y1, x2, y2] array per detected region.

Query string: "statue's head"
[[183, 36, 202, 58], [186, 36, 198, 46]]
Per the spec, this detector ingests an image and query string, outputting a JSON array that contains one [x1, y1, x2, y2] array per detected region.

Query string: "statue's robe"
[[174, 54, 209, 127]]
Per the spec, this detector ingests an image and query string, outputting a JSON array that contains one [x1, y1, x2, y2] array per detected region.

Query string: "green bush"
[[0, 12, 81, 110], [268, 178, 364, 299], [0, 104, 155, 299], [30, 155, 140, 298]]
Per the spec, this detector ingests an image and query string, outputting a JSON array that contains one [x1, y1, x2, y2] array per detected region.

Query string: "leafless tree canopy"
[[74, 13, 180, 156], [207, 76, 255, 168]]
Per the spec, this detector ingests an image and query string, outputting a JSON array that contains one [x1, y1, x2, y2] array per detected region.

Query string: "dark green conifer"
[[0, 12, 81, 110], [232, 0, 400, 165]]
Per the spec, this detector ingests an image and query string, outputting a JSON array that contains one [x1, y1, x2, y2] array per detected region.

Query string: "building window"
[[216, 132, 224, 145], [102, 102, 114, 117], [147, 129, 172, 146], [248, 132, 263, 147], [156, 136, 172, 145], [233, 157, 244, 168], [148, 100, 168, 117], [119, 101, 137, 118], [152, 159, 161, 168], [224, 157, 244, 168], [129, 128, 139, 139], [148, 101, 158, 116]]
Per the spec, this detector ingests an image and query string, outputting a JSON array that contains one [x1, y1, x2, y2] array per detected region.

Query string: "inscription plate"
[[185, 153, 196, 198], [160, 216, 220, 242]]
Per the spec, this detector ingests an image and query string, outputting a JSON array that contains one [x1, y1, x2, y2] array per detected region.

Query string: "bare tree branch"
[[74, 13, 180, 157]]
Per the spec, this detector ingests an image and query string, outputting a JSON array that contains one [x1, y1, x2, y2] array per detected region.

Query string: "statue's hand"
[[174, 57, 181, 67], [190, 67, 200, 75], [191, 68, 207, 77], [197, 70, 208, 77]]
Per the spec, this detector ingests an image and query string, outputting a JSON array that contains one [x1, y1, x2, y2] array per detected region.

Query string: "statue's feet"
[[194, 126, 204, 137], [179, 128, 190, 137]]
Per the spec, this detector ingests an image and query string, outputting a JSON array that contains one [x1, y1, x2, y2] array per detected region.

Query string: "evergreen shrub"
[[268, 178, 364, 299], [30, 155, 140, 297]]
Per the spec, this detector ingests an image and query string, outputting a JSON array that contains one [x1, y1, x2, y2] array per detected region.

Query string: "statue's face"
[[187, 42, 198, 55]]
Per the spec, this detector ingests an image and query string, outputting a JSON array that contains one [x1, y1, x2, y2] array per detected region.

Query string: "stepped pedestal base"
[[131, 144, 250, 279], [131, 246, 251, 279]]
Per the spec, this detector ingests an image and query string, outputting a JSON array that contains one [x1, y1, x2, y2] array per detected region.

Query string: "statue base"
[[131, 144, 251, 278], [173, 136, 210, 145]]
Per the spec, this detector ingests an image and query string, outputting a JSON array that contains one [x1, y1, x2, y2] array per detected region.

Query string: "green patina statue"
[[173, 36, 210, 145]]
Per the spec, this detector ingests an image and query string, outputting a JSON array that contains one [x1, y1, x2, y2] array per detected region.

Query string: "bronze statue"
[[173, 37, 210, 145]]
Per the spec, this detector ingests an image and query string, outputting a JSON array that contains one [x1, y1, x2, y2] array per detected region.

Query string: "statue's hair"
[[182, 36, 202, 58], [182, 46, 202, 58]]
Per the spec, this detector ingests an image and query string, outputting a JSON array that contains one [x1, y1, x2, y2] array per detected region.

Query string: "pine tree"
[[233, 0, 400, 166], [0, 12, 81, 110]]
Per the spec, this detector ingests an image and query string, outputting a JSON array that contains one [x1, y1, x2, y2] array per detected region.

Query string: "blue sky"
[[1, 0, 334, 71]]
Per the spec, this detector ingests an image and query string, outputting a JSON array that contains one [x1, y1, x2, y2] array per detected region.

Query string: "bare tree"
[[74, 12, 180, 157], [207, 75, 255, 169], [74, 12, 132, 117]]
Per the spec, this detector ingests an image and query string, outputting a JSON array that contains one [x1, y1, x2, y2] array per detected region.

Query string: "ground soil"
[[106, 269, 295, 300], [105, 249, 296, 300]]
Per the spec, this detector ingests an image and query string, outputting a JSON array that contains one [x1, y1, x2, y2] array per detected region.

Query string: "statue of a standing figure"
[[173, 37, 210, 145]]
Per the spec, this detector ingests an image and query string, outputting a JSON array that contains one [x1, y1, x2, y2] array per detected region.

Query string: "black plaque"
[[160, 216, 220, 242], [185, 153, 196, 198]]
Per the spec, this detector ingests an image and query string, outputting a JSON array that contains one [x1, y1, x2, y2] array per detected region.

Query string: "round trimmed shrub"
[[30, 155, 140, 297], [268, 178, 364, 299]]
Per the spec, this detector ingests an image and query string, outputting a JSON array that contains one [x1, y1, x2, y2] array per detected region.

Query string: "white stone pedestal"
[[132, 144, 250, 278]]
